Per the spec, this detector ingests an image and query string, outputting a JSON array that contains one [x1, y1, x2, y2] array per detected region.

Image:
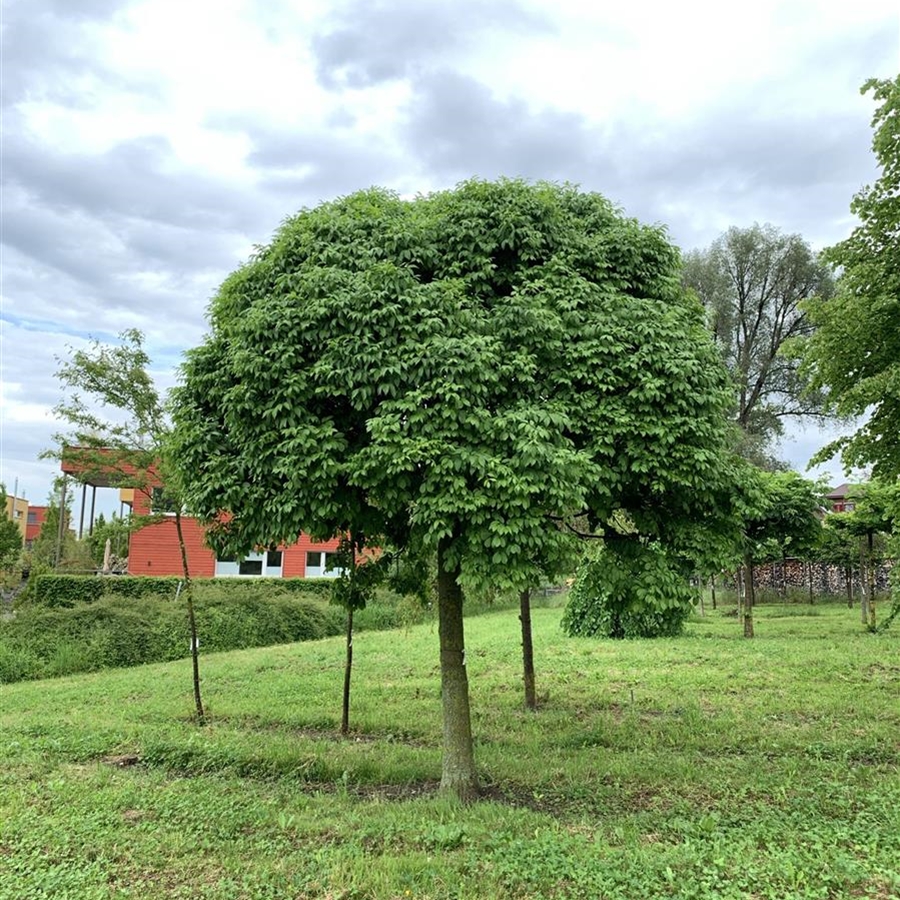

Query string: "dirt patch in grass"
[[220, 714, 435, 749], [103, 753, 142, 767]]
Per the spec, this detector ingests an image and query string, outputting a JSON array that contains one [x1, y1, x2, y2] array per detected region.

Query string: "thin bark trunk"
[[845, 566, 853, 608], [437, 537, 477, 802], [341, 605, 354, 735], [175, 511, 205, 725], [743, 555, 755, 638], [807, 561, 815, 605], [780, 554, 786, 598], [859, 540, 869, 626], [341, 542, 358, 735], [866, 532, 876, 631], [519, 589, 536, 710], [710, 576, 716, 610]]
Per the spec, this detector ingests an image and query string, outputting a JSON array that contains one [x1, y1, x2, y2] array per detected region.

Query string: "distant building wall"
[[4, 494, 28, 539]]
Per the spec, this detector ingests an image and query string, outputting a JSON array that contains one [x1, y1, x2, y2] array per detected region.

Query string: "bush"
[[0, 591, 346, 683], [562, 542, 693, 639], [29, 574, 334, 607]]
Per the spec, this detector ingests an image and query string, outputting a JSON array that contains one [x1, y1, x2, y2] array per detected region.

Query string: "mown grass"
[[1, 600, 898, 899]]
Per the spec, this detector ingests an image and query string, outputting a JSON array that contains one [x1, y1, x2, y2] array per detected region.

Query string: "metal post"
[[88, 486, 97, 536], [79, 482, 87, 539], [54, 477, 68, 568]]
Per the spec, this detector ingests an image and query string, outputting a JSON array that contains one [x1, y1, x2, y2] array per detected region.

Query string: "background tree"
[[827, 483, 896, 631], [86, 512, 132, 571], [47, 330, 205, 723], [330, 534, 389, 735], [797, 76, 900, 482], [25, 479, 91, 573], [171, 179, 740, 801], [740, 471, 823, 637], [817, 516, 862, 608], [683, 224, 835, 466]]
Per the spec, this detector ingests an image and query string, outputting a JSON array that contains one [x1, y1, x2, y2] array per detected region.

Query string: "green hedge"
[[31, 574, 334, 607], [0, 592, 346, 683]]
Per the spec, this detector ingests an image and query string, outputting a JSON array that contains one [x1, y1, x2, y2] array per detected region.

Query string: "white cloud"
[[2, 0, 897, 506]]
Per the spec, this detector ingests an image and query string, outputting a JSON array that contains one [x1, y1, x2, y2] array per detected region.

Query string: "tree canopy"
[[798, 76, 900, 481], [683, 224, 835, 467], [170, 178, 743, 798]]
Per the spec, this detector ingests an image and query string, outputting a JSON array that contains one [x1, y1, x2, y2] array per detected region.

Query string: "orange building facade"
[[127, 488, 343, 579], [61, 448, 343, 579]]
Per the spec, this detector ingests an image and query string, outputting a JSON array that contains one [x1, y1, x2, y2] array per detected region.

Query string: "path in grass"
[[2, 602, 898, 899]]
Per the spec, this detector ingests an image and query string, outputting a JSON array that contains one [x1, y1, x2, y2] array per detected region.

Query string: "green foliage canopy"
[[798, 76, 900, 480], [742, 471, 824, 565], [171, 179, 740, 587], [562, 541, 693, 639]]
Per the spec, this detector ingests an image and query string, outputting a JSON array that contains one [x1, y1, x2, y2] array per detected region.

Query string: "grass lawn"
[[1, 600, 898, 899]]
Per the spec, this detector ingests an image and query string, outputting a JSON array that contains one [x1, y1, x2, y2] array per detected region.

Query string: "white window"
[[305, 550, 343, 579], [215, 549, 284, 577]]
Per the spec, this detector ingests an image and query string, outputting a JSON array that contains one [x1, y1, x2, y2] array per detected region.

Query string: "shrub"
[[32, 574, 106, 607], [562, 542, 693, 639], [0, 592, 346, 683], [29, 574, 334, 608]]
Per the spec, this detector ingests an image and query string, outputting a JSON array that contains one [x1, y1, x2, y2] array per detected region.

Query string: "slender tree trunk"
[[519, 589, 536, 710], [780, 554, 786, 598], [807, 561, 815, 605], [437, 537, 477, 802], [845, 565, 853, 608], [341, 605, 354, 735], [866, 532, 876, 631], [710, 576, 716, 610], [859, 540, 869, 626], [175, 511, 205, 725], [743, 555, 755, 638]]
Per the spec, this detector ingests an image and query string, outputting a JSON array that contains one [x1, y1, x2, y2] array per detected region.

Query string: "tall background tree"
[[171, 179, 742, 801], [683, 224, 835, 467]]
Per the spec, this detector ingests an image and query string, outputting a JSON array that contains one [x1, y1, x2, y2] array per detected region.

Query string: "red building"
[[25, 505, 48, 547], [61, 449, 342, 579], [128, 486, 342, 578], [825, 483, 859, 513]]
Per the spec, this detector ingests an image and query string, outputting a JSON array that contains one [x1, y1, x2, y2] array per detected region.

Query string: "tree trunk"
[[437, 537, 478, 802], [341, 605, 354, 735], [710, 576, 717, 611], [743, 555, 755, 638], [866, 532, 876, 631], [519, 589, 536, 710], [175, 511, 205, 725], [780, 554, 787, 598], [807, 561, 815, 605], [859, 540, 869, 626], [845, 566, 853, 608]]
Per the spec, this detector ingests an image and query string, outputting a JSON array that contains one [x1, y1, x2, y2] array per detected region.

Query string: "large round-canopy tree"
[[170, 179, 738, 801]]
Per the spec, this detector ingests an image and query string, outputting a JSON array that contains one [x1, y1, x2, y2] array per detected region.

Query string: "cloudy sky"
[[1, 0, 898, 517]]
